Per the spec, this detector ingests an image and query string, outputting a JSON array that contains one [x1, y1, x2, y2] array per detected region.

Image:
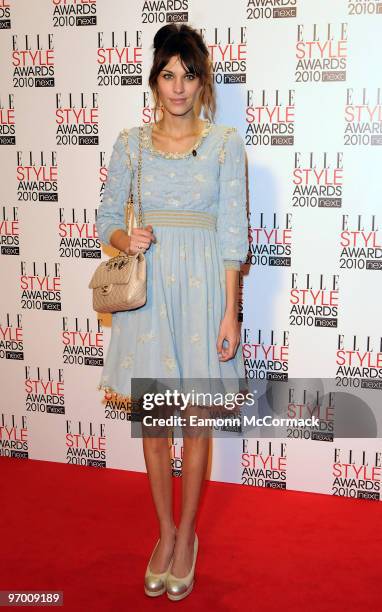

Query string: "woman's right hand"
[[126, 224, 156, 255]]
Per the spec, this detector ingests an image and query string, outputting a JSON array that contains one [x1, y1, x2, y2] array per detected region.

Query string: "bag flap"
[[88, 253, 141, 289]]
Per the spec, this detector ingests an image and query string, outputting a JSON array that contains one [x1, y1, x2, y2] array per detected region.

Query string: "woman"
[[95, 23, 249, 601]]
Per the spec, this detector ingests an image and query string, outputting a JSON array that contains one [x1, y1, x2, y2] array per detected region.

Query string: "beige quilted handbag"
[[88, 126, 146, 313]]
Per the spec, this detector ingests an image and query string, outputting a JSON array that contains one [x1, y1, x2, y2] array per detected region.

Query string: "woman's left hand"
[[216, 312, 240, 361]]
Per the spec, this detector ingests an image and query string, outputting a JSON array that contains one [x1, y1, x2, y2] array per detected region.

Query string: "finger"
[[136, 227, 156, 243], [219, 339, 234, 360], [225, 338, 239, 356], [216, 334, 224, 355], [133, 228, 151, 237], [221, 342, 239, 360], [132, 235, 150, 247], [135, 238, 148, 247], [132, 238, 145, 250], [144, 226, 157, 242]]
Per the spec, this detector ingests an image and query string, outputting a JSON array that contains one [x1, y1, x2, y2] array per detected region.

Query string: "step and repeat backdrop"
[[1, 0, 381, 501]]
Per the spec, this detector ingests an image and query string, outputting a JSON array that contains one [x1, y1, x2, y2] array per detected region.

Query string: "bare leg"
[[142, 432, 176, 573], [170, 404, 211, 577]]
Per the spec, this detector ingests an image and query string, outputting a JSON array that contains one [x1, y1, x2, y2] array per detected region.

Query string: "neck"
[[155, 110, 203, 136]]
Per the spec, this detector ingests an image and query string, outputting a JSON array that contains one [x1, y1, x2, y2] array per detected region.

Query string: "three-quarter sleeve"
[[96, 130, 132, 246], [216, 128, 249, 271]]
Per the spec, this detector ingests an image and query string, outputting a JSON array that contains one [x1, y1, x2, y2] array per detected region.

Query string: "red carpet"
[[1, 456, 380, 611]]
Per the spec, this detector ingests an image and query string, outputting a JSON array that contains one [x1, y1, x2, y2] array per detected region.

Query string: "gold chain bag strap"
[[88, 126, 146, 313]]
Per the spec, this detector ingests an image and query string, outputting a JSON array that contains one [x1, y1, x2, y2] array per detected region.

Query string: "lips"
[[170, 98, 187, 103]]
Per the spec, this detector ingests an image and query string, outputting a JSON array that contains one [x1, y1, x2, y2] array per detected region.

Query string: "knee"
[[143, 434, 170, 454]]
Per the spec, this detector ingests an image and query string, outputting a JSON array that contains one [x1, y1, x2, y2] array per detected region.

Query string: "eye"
[[163, 73, 173, 79], [185, 74, 196, 80]]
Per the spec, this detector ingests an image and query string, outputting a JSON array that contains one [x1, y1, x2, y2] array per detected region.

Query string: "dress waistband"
[[143, 209, 217, 229]]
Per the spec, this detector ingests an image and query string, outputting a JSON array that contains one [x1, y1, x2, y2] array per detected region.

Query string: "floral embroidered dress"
[[95, 119, 249, 401]]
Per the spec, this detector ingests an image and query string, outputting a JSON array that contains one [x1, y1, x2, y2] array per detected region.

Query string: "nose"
[[173, 77, 185, 94]]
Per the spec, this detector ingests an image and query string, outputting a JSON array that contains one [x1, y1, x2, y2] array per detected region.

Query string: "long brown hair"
[[148, 24, 216, 123]]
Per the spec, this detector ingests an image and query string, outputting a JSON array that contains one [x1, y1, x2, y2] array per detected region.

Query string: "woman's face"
[[155, 55, 203, 117]]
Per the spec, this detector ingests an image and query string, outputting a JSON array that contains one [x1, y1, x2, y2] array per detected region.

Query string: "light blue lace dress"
[[95, 120, 249, 401]]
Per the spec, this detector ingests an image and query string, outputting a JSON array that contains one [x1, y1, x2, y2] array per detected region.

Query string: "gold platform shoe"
[[166, 534, 198, 601], [144, 539, 173, 597]]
